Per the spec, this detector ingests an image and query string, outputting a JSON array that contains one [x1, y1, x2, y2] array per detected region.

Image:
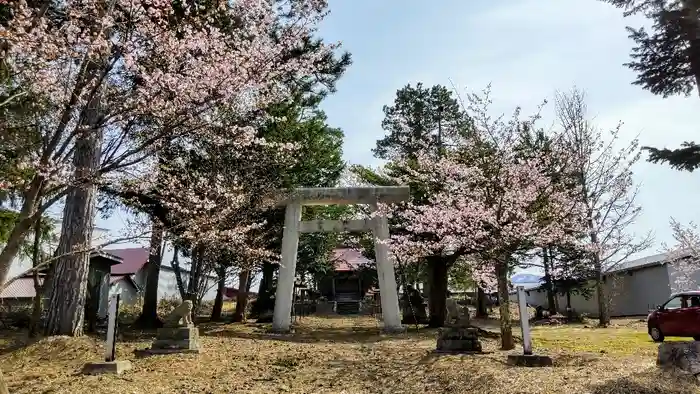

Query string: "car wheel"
[[649, 326, 665, 342]]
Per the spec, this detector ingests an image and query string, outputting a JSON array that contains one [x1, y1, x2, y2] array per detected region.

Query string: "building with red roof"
[[313, 247, 376, 314], [104, 247, 218, 309]]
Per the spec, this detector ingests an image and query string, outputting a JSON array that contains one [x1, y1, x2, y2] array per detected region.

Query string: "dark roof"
[[332, 248, 372, 272], [34, 250, 122, 274], [90, 250, 123, 264], [105, 247, 219, 280], [105, 247, 150, 275], [611, 250, 694, 274], [522, 250, 695, 293]]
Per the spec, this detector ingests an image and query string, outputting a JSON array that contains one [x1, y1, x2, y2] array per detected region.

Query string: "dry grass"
[[1, 316, 698, 394]]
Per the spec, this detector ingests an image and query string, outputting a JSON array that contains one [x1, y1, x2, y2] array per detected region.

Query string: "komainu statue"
[[163, 300, 194, 328], [445, 297, 470, 327]]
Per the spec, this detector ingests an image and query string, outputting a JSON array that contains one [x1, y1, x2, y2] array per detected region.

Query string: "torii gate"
[[272, 186, 410, 333]]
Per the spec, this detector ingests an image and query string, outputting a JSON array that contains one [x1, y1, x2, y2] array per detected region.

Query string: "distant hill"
[[510, 273, 543, 284]]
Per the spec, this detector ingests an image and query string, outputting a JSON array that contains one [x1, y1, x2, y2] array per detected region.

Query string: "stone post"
[[272, 202, 302, 332], [517, 285, 532, 355], [372, 206, 403, 332], [506, 285, 552, 366], [104, 294, 120, 362]]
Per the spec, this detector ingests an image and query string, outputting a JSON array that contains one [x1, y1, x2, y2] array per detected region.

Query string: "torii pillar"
[[272, 186, 410, 333]]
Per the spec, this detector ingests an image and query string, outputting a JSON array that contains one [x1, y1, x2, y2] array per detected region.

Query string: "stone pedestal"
[[82, 360, 132, 375], [436, 327, 482, 353], [506, 354, 553, 367], [146, 325, 200, 354], [658, 341, 700, 376]]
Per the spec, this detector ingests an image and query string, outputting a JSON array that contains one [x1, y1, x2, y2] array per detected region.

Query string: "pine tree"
[[373, 83, 472, 160], [355, 83, 475, 327], [601, 0, 700, 98], [603, 1, 700, 190]]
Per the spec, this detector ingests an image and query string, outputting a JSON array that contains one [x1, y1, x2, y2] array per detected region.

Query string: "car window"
[[689, 296, 700, 308], [665, 296, 683, 310]]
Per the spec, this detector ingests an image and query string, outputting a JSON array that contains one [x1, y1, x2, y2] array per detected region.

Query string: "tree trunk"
[[0, 178, 43, 287], [44, 94, 103, 336], [495, 260, 515, 350], [246, 271, 253, 293], [427, 256, 448, 328], [596, 267, 610, 326], [135, 221, 164, 328], [211, 265, 226, 321], [29, 283, 43, 337], [188, 245, 205, 319], [252, 261, 274, 317], [29, 210, 44, 338], [681, 0, 700, 97], [171, 246, 186, 300], [476, 287, 488, 318], [232, 270, 251, 322], [543, 247, 556, 315]]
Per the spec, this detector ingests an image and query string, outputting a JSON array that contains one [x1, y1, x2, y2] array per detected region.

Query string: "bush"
[[198, 300, 214, 316], [157, 296, 181, 318], [0, 305, 32, 329], [118, 298, 142, 325]]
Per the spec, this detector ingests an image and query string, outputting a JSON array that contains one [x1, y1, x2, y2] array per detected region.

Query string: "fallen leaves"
[[0, 316, 697, 393]]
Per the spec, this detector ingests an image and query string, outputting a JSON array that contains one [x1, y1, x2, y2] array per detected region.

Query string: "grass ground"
[[0, 316, 698, 394]]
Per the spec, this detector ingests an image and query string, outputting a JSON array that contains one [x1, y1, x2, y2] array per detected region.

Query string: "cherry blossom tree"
[[555, 87, 652, 326], [663, 218, 700, 291], [0, 0, 339, 335], [382, 90, 584, 349]]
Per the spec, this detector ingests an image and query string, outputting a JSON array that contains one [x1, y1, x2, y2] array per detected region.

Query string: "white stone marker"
[[516, 286, 532, 355], [104, 294, 120, 362]]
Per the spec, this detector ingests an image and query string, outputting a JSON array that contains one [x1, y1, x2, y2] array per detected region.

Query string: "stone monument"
[[82, 294, 132, 375], [436, 298, 482, 353], [658, 341, 700, 377], [145, 300, 200, 354], [506, 286, 553, 367]]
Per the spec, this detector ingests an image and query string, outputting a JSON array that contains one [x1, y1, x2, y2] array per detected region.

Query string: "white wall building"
[[104, 247, 218, 316], [2, 223, 217, 318]]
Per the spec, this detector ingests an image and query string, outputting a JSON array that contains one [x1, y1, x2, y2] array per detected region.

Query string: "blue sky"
[[314, 0, 699, 254], [98, 0, 699, 278]]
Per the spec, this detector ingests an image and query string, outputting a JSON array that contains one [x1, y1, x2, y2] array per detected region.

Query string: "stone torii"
[[272, 186, 410, 333]]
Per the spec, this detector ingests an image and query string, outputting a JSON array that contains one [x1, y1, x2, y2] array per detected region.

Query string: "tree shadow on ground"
[[199, 323, 440, 344], [117, 328, 158, 343], [550, 352, 601, 367], [587, 372, 699, 394], [0, 330, 38, 356], [320, 357, 497, 392]]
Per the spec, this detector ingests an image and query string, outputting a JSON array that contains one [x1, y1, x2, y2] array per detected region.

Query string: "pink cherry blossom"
[[0, 0, 339, 285]]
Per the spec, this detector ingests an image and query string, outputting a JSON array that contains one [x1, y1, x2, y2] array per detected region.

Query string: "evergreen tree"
[[601, 1, 700, 192], [354, 83, 475, 327], [601, 0, 700, 98], [373, 83, 472, 160]]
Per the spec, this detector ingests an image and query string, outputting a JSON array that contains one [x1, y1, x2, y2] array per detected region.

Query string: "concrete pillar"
[[272, 202, 302, 332], [372, 206, 403, 332]]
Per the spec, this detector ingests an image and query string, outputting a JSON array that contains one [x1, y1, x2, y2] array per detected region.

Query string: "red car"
[[647, 290, 700, 342]]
